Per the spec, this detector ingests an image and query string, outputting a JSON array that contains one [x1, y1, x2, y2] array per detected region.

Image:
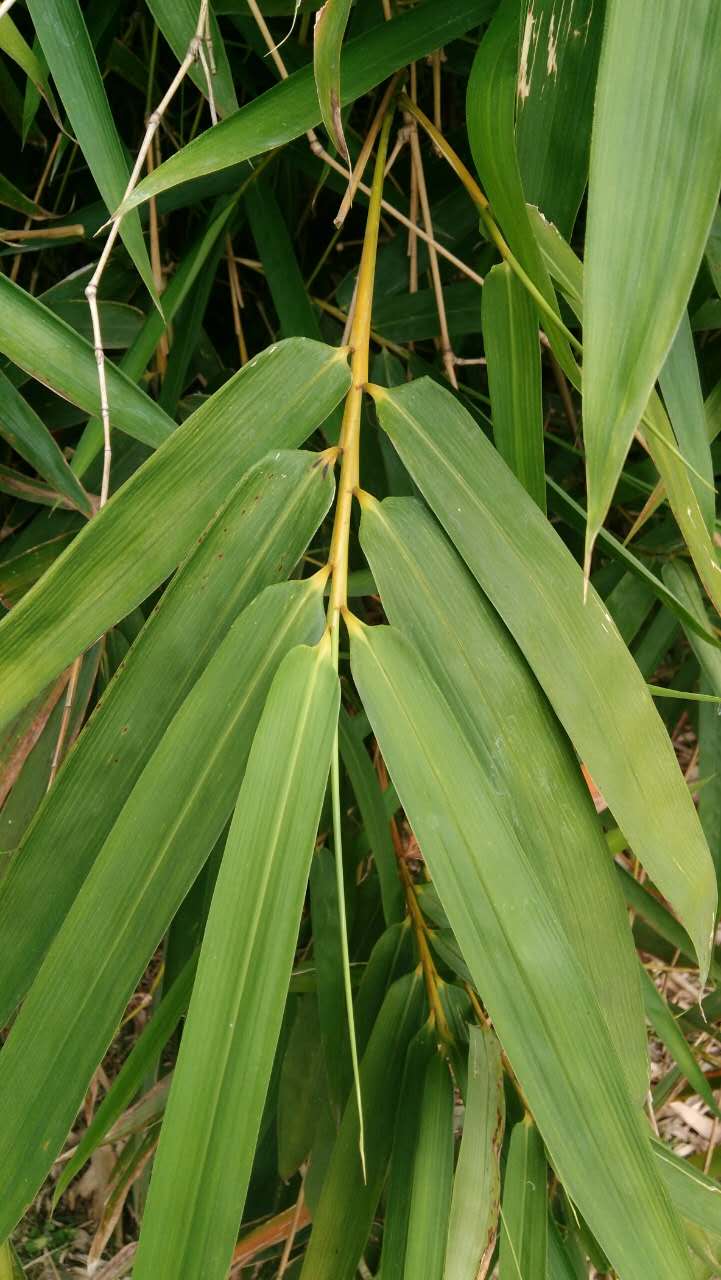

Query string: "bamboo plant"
[[1, 1, 721, 1278]]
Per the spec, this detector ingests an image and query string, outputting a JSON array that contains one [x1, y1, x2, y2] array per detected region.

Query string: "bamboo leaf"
[[359, 493, 648, 1103], [482, 260, 545, 510], [529, 203, 721, 622], [499, 1118, 548, 1280], [402, 1050, 454, 1280], [378, 1020, 435, 1280], [25, 0, 158, 301], [640, 966, 721, 1118], [116, 1, 491, 216], [311, 844, 352, 1118], [338, 705, 403, 925], [133, 639, 339, 1280], [278, 996, 325, 1180], [53, 955, 197, 1203], [0, 449, 333, 1025], [445, 1025, 504, 1280], [0, 369, 91, 515], [466, 0, 575, 377], [0, 340, 349, 732], [349, 618, 694, 1280], [146, 0, 238, 119], [583, 0, 721, 555], [0, 275, 173, 449], [516, 0, 605, 237], [314, 0, 353, 159], [658, 313, 715, 535], [300, 970, 425, 1280], [0, 576, 325, 1239], [0, 13, 61, 131], [369, 377, 717, 977]]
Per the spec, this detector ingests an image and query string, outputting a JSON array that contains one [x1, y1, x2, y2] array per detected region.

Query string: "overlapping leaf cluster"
[[1, 2, 721, 1279]]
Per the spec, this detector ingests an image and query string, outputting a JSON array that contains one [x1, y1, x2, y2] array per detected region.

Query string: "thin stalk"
[[400, 92, 581, 355], [325, 108, 395, 1182]]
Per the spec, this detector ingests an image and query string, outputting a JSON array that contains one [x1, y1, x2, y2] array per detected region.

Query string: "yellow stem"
[[327, 109, 394, 639]]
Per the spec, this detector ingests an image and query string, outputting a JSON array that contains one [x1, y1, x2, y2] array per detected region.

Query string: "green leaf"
[[0, 576, 325, 1239], [0, 13, 61, 130], [133, 639, 339, 1280], [245, 175, 324, 342], [349, 618, 694, 1280], [369, 377, 717, 978], [53, 954, 197, 1203], [338, 705, 403, 925], [529, 203, 721, 623], [25, 0, 158, 301], [582, 0, 721, 554], [0, 449, 333, 1025], [0, 1241, 22, 1280], [499, 1118, 548, 1280], [0, 340, 350, 732], [146, 0, 238, 119], [379, 1020, 435, 1280], [277, 996, 325, 1180], [659, 313, 715, 535], [300, 970, 425, 1280], [0, 370, 91, 515], [445, 1025, 504, 1280], [0, 170, 52, 219], [0, 274, 173, 450], [402, 1050, 454, 1280], [466, 0, 575, 377], [640, 966, 721, 1118], [482, 260, 545, 510], [116, 1, 491, 216], [314, 0, 353, 158], [311, 845, 352, 1118], [359, 493, 648, 1104], [516, 0, 605, 237]]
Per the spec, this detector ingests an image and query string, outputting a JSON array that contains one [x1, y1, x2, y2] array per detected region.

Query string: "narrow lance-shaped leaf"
[[466, 0, 575, 378], [338, 705, 403, 925], [640, 966, 721, 1119], [499, 1118, 548, 1280], [378, 1021, 435, 1280], [0, 369, 91, 515], [115, 1, 492, 216], [369, 377, 717, 977], [402, 1050, 455, 1280], [658, 313, 715, 535], [54, 954, 197, 1203], [0, 577, 326, 1238], [359, 493, 648, 1104], [25, 0, 157, 301], [583, 0, 721, 558], [0, 13, 61, 130], [300, 970, 425, 1280], [529, 203, 721, 623], [445, 1025, 504, 1280], [482, 260, 545, 510], [0, 275, 173, 449], [0, 340, 350, 732], [314, 0, 353, 158], [0, 449, 334, 1026], [515, 0, 605, 237], [349, 619, 694, 1280], [133, 638, 339, 1280]]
